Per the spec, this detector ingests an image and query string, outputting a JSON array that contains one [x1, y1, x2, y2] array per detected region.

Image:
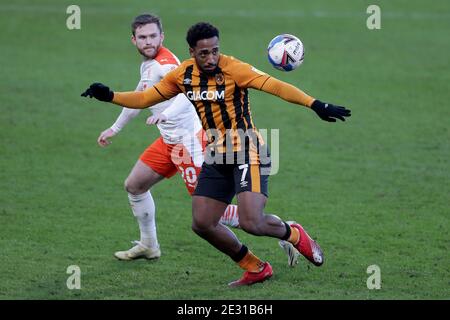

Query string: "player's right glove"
[[81, 83, 114, 102], [311, 99, 351, 122]]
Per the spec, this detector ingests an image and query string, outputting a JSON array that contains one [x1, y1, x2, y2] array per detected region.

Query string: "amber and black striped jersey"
[[113, 54, 315, 153]]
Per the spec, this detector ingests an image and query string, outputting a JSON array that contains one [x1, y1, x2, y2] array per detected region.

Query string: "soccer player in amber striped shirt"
[[82, 22, 351, 287]]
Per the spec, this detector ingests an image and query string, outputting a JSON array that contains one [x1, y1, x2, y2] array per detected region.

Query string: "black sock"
[[280, 222, 291, 241], [231, 244, 248, 262]]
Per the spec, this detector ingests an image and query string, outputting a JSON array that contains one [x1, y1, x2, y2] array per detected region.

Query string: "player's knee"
[[191, 222, 202, 235], [124, 178, 134, 193], [191, 219, 210, 236], [124, 178, 144, 195], [191, 210, 215, 236]]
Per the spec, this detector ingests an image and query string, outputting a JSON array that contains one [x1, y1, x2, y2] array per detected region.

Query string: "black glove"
[[311, 99, 351, 122], [81, 83, 114, 102]]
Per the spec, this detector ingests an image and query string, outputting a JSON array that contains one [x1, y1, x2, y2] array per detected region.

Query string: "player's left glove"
[[311, 99, 351, 122], [81, 83, 114, 102]]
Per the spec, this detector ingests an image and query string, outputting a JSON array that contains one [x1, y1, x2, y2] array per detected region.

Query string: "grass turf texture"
[[0, 0, 449, 299]]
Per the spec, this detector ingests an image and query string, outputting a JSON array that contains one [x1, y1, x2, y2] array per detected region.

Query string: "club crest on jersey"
[[183, 78, 192, 85], [215, 73, 225, 85]]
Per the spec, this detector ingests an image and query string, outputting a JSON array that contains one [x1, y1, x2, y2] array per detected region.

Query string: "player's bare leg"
[[192, 196, 242, 256], [219, 204, 299, 267], [114, 160, 164, 261], [192, 196, 273, 287], [237, 191, 324, 266], [125, 159, 164, 195], [236, 192, 287, 237], [235, 192, 301, 267]]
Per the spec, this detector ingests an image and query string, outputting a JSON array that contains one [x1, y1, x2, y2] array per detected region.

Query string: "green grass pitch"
[[0, 0, 449, 299]]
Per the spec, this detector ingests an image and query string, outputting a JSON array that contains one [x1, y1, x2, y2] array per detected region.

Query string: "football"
[[267, 34, 305, 71]]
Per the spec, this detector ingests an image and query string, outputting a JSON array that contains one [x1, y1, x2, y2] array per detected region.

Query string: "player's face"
[[190, 36, 220, 74], [132, 23, 164, 59]]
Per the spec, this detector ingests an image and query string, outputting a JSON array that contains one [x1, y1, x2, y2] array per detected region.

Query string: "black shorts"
[[193, 155, 271, 204]]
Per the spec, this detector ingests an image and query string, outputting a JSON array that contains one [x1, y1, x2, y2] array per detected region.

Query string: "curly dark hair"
[[186, 22, 219, 48]]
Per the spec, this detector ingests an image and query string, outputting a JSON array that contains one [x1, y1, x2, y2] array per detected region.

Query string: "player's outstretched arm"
[[81, 83, 114, 101], [81, 83, 168, 109], [310, 99, 351, 122], [258, 77, 351, 122]]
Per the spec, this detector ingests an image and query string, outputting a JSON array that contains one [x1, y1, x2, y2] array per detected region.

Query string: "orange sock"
[[288, 226, 300, 245], [238, 250, 265, 273]]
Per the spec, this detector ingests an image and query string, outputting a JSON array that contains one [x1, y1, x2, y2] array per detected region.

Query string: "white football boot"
[[279, 220, 301, 267], [279, 240, 300, 267], [114, 241, 161, 261]]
